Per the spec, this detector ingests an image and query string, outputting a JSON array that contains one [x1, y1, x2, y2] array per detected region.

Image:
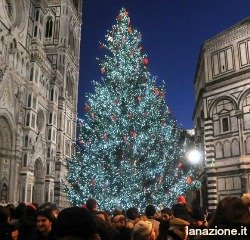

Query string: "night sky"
[[78, 0, 250, 129]]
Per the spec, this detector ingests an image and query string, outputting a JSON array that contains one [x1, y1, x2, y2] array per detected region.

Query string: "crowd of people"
[[1, 194, 250, 240]]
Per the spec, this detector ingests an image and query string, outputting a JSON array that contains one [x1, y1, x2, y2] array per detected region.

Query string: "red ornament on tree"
[[186, 176, 192, 185], [111, 114, 117, 121], [142, 57, 149, 65], [103, 133, 108, 141], [124, 10, 129, 17], [153, 88, 160, 96], [137, 96, 142, 101], [90, 178, 95, 187], [130, 131, 137, 138], [128, 27, 133, 33], [178, 162, 183, 168], [99, 44, 104, 49], [83, 103, 89, 112], [116, 15, 121, 21]]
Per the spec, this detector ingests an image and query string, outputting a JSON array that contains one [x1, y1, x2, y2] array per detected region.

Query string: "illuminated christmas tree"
[[66, 8, 200, 210]]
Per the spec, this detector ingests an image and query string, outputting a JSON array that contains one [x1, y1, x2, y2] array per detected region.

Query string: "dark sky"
[[78, 0, 250, 129]]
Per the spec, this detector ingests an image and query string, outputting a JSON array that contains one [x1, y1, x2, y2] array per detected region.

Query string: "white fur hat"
[[132, 220, 153, 240]]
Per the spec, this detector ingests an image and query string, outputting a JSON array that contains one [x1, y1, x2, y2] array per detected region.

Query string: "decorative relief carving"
[[205, 24, 249, 48]]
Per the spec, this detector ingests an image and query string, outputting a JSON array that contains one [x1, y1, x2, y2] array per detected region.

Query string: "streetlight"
[[187, 149, 202, 165]]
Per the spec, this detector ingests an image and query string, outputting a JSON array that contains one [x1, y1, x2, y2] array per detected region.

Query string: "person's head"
[[112, 207, 123, 217], [169, 217, 190, 239], [145, 205, 156, 218], [95, 211, 110, 222], [191, 208, 206, 227], [6, 204, 16, 220], [36, 207, 56, 236], [242, 193, 250, 207], [132, 220, 155, 240], [38, 202, 59, 218], [56, 207, 98, 240], [209, 196, 250, 227], [15, 202, 26, 219], [0, 205, 10, 223], [160, 208, 173, 220], [177, 195, 186, 205], [126, 207, 140, 221], [112, 214, 126, 227], [86, 198, 98, 212]]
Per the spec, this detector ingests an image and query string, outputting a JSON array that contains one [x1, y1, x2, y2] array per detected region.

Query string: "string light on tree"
[[65, 8, 200, 210]]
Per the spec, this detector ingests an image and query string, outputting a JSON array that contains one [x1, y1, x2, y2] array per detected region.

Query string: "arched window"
[[26, 113, 30, 126], [34, 25, 38, 37], [24, 135, 29, 147], [223, 141, 231, 158], [215, 142, 223, 159], [47, 147, 51, 158], [49, 112, 53, 124], [245, 136, 250, 155], [50, 89, 54, 101], [27, 94, 31, 107], [45, 17, 53, 38], [46, 162, 50, 175], [232, 138, 240, 156], [35, 10, 39, 21], [48, 128, 52, 140], [30, 67, 34, 81], [23, 153, 27, 167]]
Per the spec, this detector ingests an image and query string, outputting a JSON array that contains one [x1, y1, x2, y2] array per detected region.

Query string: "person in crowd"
[[166, 217, 190, 240], [18, 204, 37, 240], [55, 206, 101, 240], [188, 208, 207, 240], [6, 204, 16, 220], [96, 211, 111, 222], [30, 206, 56, 240], [86, 198, 98, 214], [160, 208, 174, 222], [198, 196, 250, 240], [242, 193, 250, 210], [94, 210, 120, 240], [37, 203, 60, 219], [132, 220, 156, 240], [172, 196, 192, 223], [0, 206, 19, 240], [125, 207, 141, 229], [157, 208, 174, 240], [112, 208, 123, 217], [145, 205, 160, 238], [112, 214, 132, 240]]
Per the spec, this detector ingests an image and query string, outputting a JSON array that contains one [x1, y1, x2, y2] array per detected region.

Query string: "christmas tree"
[[66, 8, 200, 210]]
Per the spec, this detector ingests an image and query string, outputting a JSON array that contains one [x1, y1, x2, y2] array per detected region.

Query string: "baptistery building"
[[194, 18, 250, 210], [0, 0, 82, 208]]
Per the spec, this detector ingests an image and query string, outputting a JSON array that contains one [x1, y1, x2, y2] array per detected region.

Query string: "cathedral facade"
[[0, 0, 82, 208], [194, 18, 250, 210]]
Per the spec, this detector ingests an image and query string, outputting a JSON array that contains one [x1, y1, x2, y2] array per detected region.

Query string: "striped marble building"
[[193, 18, 250, 210], [0, 0, 82, 208]]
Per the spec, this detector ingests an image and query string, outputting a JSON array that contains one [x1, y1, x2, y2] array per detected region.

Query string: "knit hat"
[[192, 209, 205, 221], [132, 220, 153, 240], [37, 207, 56, 222], [177, 195, 186, 204], [170, 217, 190, 226]]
